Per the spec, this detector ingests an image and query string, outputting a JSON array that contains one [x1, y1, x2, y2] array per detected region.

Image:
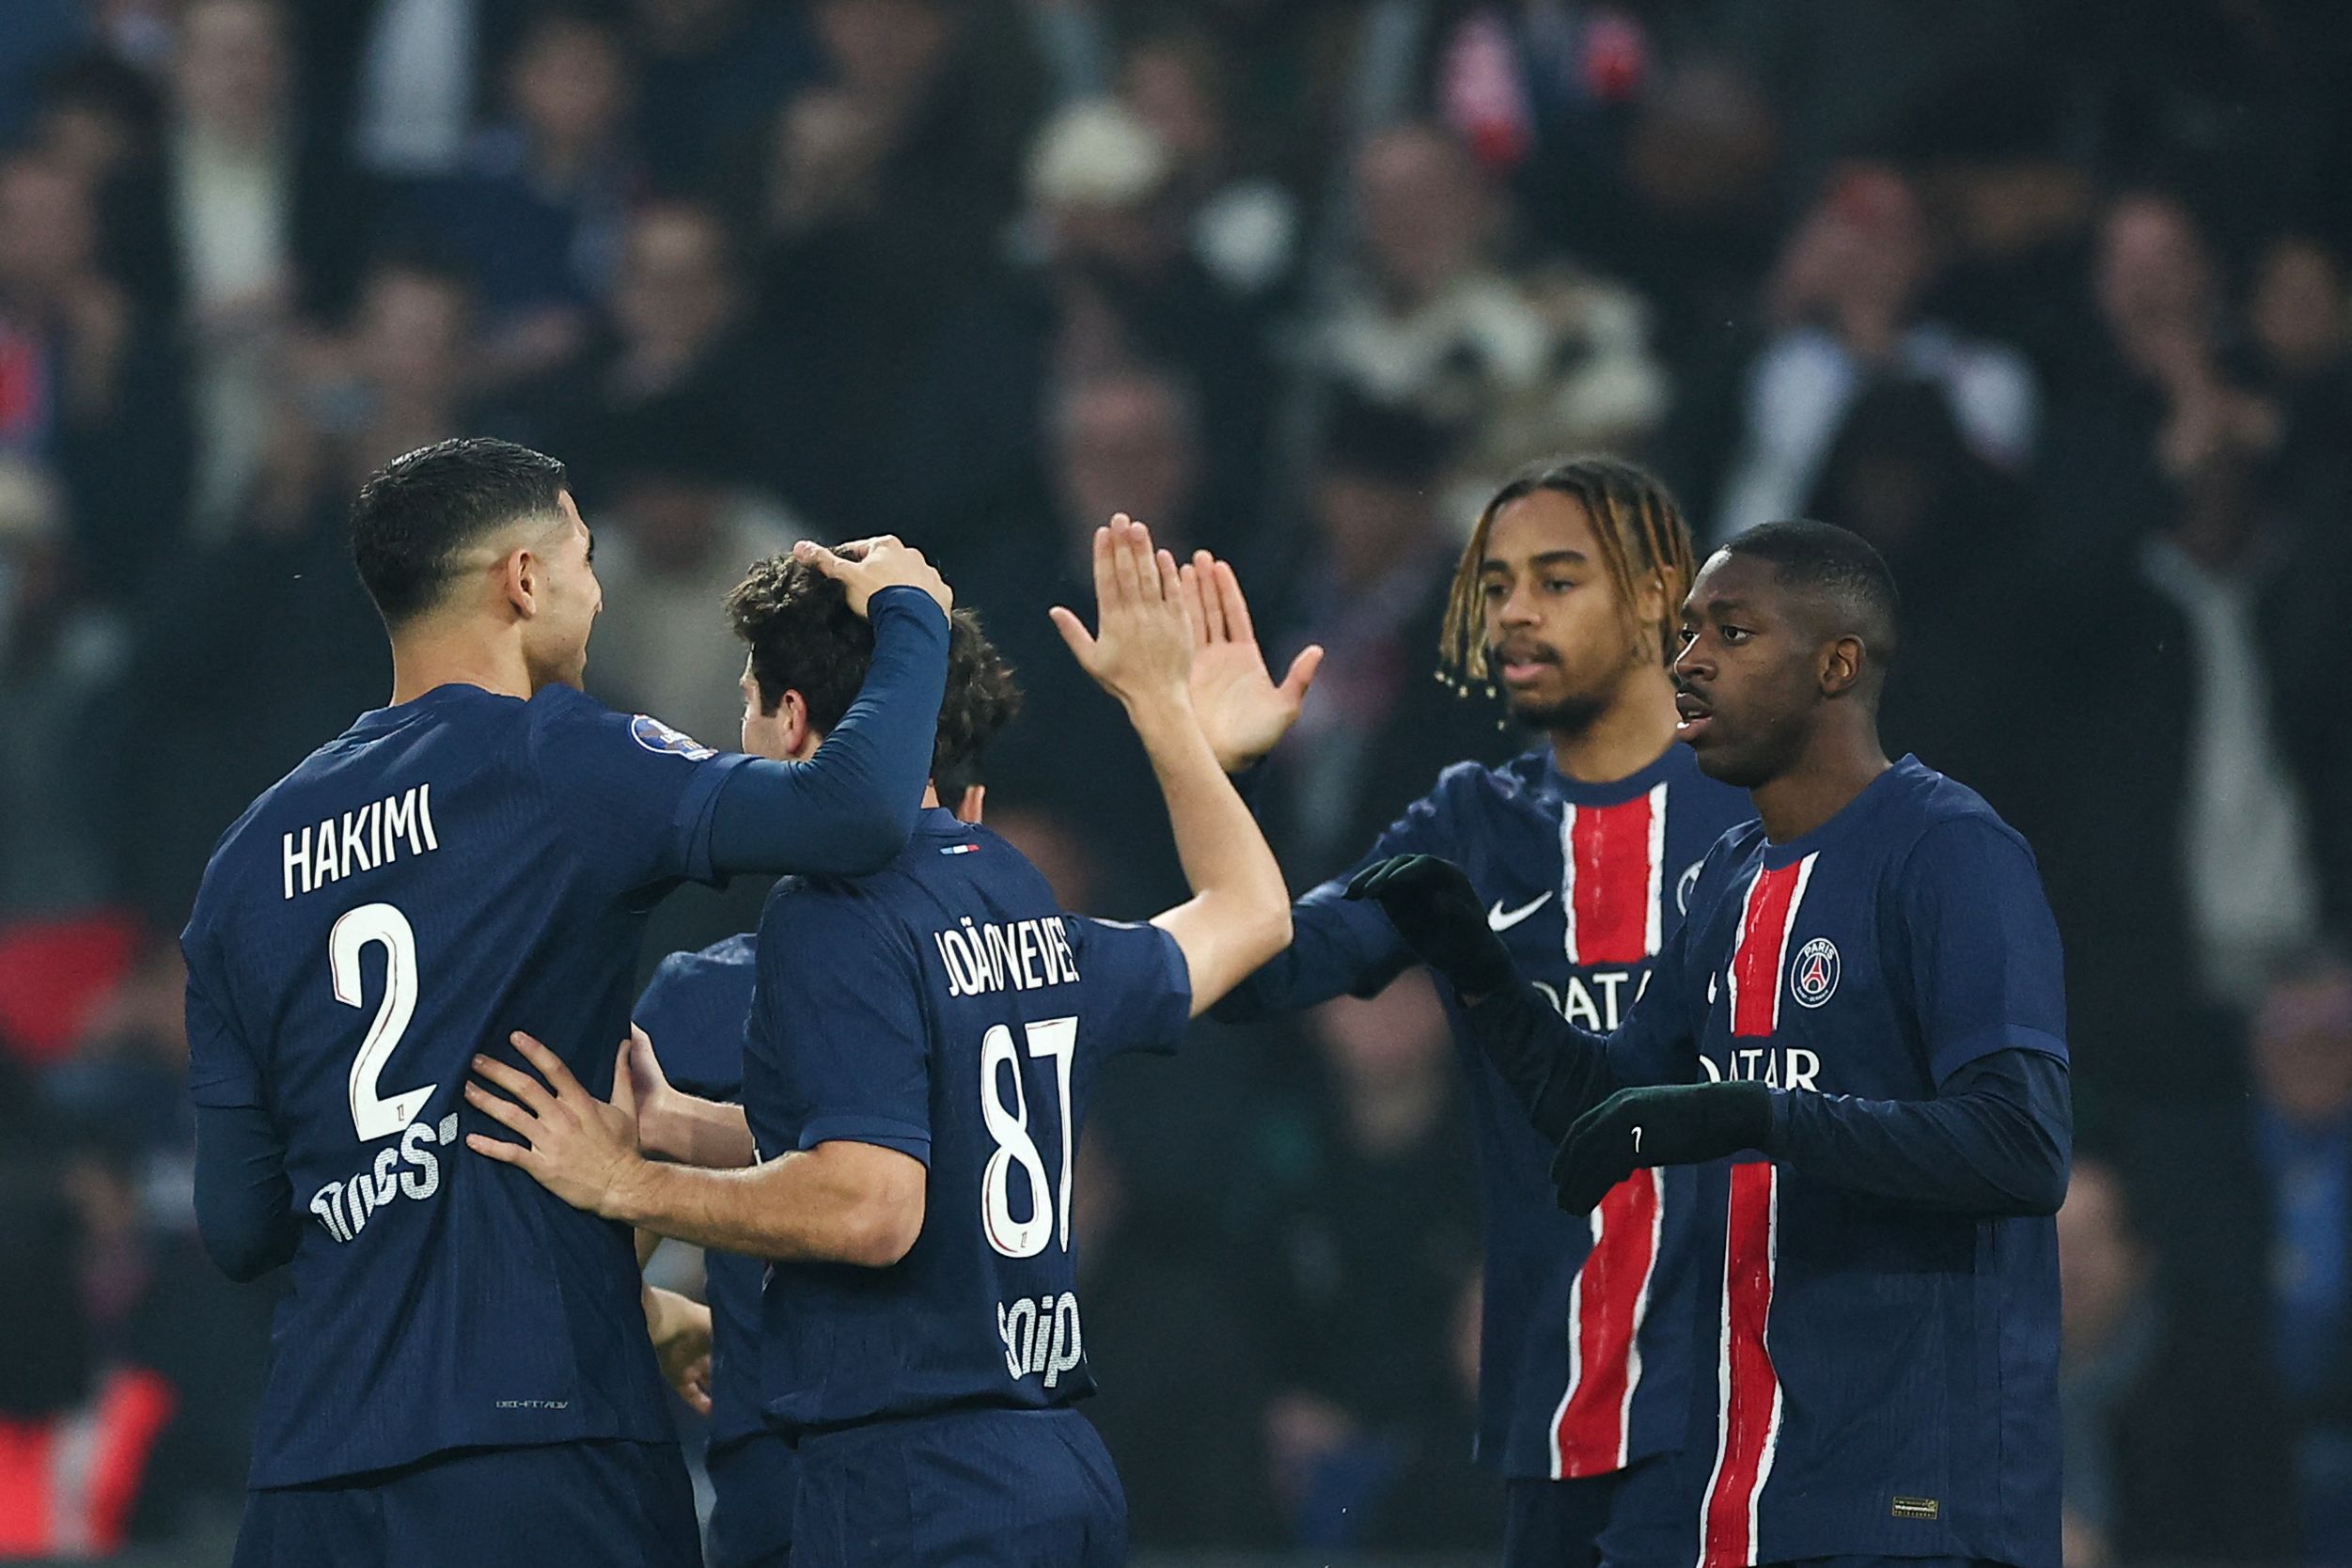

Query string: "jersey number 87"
[[980, 1017, 1077, 1259]]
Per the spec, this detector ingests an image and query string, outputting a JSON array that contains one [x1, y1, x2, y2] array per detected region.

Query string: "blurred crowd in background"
[[1, 0, 2350, 1561]]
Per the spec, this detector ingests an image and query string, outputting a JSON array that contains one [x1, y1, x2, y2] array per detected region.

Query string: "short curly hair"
[[725, 551, 1021, 797]]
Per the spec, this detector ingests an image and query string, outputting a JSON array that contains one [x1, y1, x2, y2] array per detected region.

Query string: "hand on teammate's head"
[[793, 534, 952, 618], [1048, 514, 1195, 711]]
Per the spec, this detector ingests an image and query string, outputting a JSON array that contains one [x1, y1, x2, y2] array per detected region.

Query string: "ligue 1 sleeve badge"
[[631, 713, 717, 760], [1790, 936, 1840, 1008]]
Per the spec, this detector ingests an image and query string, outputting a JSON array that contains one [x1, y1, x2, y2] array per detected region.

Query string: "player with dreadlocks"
[[1191, 456, 1754, 1568]]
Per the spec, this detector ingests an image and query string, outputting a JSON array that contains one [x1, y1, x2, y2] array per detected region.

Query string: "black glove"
[[1551, 1081, 1775, 1215], [1344, 855, 1516, 997]]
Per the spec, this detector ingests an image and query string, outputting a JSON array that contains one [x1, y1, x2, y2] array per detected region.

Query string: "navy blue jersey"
[[744, 808, 1192, 1433], [632, 935, 766, 1454], [1220, 743, 1752, 1480], [183, 684, 751, 1486], [1608, 757, 2066, 1568]]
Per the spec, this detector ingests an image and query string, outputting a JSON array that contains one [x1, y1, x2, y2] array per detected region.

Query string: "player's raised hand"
[[794, 534, 953, 618], [1050, 515, 1194, 713], [1344, 854, 1516, 998], [1179, 549, 1322, 773], [465, 1032, 651, 1220]]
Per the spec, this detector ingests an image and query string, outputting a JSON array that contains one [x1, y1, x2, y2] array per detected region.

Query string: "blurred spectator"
[[751, 0, 1047, 522], [166, 0, 304, 533], [885, 96, 1268, 536], [1119, 28, 1298, 298], [0, 147, 193, 598], [43, 940, 196, 1227], [2035, 349, 2345, 1121], [1317, 122, 1667, 516], [31, 51, 176, 321], [1799, 377, 2046, 811], [954, 367, 1208, 915], [2249, 960, 2352, 1563], [2057, 1154, 2297, 1567], [629, 0, 820, 196], [0, 1151, 182, 1555], [1256, 393, 1510, 881], [405, 6, 641, 391], [2249, 232, 2352, 511], [0, 457, 126, 918], [547, 198, 801, 509], [118, 261, 446, 917], [2035, 191, 2268, 559], [0, 3, 91, 144], [585, 424, 798, 759], [1243, 976, 1488, 1549], [1713, 164, 2037, 541], [1895, 67, 2096, 384]]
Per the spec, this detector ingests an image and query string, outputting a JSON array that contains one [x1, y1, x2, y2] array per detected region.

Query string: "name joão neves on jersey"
[[743, 808, 1194, 1434]]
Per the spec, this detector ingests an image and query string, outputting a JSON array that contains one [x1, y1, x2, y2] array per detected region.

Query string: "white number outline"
[[329, 902, 433, 1141], [979, 1015, 1078, 1259]]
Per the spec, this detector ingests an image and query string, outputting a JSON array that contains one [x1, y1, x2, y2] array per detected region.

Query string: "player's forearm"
[[707, 588, 949, 877], [609, 1149, 919, 1266], [1460, 982, 1624, 1143], [1209, 882, 1410, 1023], [1764, 1049, 2072, 1215], [194, 1102, 304, 1282], [1128, 697, 1292, 1007], [642, 1090, 757, 1168]]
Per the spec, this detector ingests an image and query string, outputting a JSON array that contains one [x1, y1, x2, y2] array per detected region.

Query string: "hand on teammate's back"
[[794, 534, 953, 617], [465, 1031, 650, 1219], [1178, 550, 1323, 773], [1344, 854, 1517, 998], [1050, 514, 1194, 715]]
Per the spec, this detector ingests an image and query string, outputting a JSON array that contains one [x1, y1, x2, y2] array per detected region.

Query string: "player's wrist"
[[602, 1152, 663, 1227]]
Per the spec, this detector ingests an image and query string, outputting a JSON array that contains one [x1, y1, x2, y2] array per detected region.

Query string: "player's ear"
[[1820, 635, 1864, 698], [777, 689, 822, 760], [501, 547, 538, 619]]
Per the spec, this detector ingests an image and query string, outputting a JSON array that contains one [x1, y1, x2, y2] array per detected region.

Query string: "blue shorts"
[[232, 1439, 698, 1568], [792, 1406, 1125, 1568], [707, 1433, 797, 1568]]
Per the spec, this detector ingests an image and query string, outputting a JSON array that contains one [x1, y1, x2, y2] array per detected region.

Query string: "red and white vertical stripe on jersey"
[[1559, 782, 1670, 966], [1694, 858, 1812, 1567], [1544, 780, 1671, 1478], [1698, 1161, 1782, 1568], [1724, 854, 1817, 1040], [1549, 1167, 1666, 1477]]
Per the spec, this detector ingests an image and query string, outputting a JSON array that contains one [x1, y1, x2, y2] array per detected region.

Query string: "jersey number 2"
[[330, 902, 433, 1141], [980, 1016, 1076, 1259]]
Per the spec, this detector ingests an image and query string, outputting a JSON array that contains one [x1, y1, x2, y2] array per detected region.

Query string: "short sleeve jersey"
[[743, 808, 1192, 1433], [181, 684, 747, 1485]]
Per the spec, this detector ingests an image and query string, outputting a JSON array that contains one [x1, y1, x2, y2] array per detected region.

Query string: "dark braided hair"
[[1437, 455, 1699, 693], [725, 549, 1021, 791]]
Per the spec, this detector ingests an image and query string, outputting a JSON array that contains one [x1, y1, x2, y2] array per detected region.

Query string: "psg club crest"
[[1790, 937, 1840, 1008], [630, 714, 716, 760]]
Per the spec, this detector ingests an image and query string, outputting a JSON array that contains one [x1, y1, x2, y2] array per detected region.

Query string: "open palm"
[[1180, 552, 1323, 772]]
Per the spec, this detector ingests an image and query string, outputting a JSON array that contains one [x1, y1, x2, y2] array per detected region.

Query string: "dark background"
[[2, 1, 2348, 1561]]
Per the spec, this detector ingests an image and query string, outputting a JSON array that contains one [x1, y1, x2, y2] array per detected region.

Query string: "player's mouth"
[[1496, 646, 1560, 687], [1674, 688, 1714, 741]]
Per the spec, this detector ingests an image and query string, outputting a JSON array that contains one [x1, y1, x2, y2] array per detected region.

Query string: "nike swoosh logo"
[[1486, 891, 1554, 932]]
